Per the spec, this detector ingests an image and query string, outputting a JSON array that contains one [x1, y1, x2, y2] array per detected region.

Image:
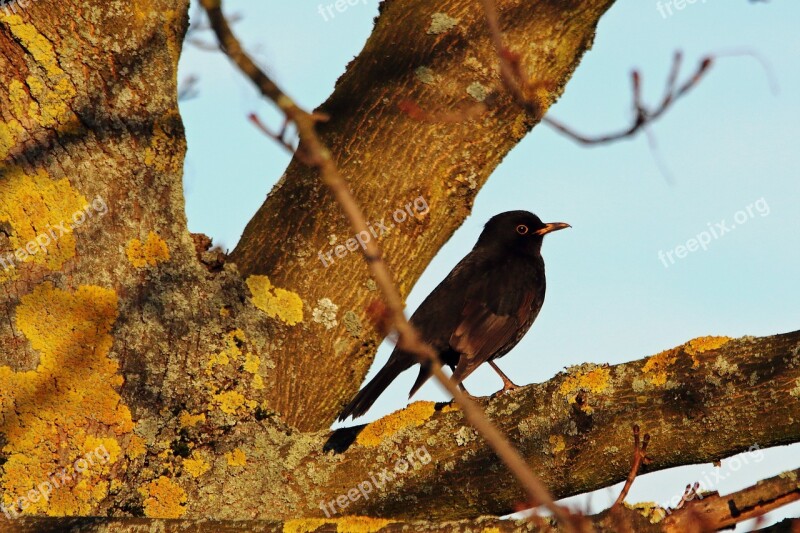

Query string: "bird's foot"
[[492, 379, 520, 398]]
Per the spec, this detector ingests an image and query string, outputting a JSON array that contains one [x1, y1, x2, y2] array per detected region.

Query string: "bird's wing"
[[448, 275, 537, 384]]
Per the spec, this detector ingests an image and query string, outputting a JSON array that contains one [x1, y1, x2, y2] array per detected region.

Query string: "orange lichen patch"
[[643, 336, 732, 385], [641, 348, 679, 387], [183, 452, 211, 478], [284, 519, 330, 533], [559, 366, 612, 399], [246, 275, 304, 325], [138, 476, 187, 518], [127, 435, 147, 459], [0, 283, 134, 516], [356, 402, 437, 447], [283, 517, 393, 533], [179, 411, 206, 429], [0, 168, 88, 281], [126, 232, 170, 268], [684, 336, 731, 367], [225, 448, 247, 467], [440, 403, 460, 414], [549, 435, 566, 454]]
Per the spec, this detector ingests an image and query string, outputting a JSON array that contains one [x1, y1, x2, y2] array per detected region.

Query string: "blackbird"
[[337, 211, 569, 421]]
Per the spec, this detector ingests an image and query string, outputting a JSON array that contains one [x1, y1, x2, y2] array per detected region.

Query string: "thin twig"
[[198, 0, 574, 529], [478, 0, 715, 147], [612, 424, 651, 507], [542, 52, 713, 145], [674, 482, 701, 510]]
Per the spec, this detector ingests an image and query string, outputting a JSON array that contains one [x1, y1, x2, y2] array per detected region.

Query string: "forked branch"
[[198, 0, 574, 529]]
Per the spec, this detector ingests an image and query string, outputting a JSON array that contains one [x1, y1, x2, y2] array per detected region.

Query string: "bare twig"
[[674, 482, 701, 511], [663, 467, 800, 531], [479, 0, 547, 118], [478, 0, 715, 148], [541, 52, 713, 145], [178, 74, 200, 101], [198, 0, 574, 529], [613, 424, 652, 507]]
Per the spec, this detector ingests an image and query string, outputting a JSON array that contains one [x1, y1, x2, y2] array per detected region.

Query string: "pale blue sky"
[[179, 0, 800, 525]]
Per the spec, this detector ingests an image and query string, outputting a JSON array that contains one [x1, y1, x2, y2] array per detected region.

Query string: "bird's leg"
[[457, 382, 479, 401], [488, 360, 520, 393]]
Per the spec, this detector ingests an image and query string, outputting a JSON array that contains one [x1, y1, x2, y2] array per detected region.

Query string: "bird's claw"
[[491, 381, 520, 398]]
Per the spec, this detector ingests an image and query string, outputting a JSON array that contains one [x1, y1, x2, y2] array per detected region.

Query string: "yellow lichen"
[[205, 329, 246, 373], [641, 348, 679, 387], [283, 517, 393, 533], [212, 390, 256, 415], [246, 275, 304, 325], [138, 476, 187, 518], [0, 283, 136, 516], [333, 517, 393, 532], [440, 403, 460, 414], [244, 353, 261, 374], [127, 435, 147, 459], [356, 402, 436, 447], [625, 501, 667, 524], [684, 336, 731, 366], [142, 110, 181, 174], [183, 453, 211, 478], [179, 411, 206, 429], [559, 366, 611, 399], [643, 336, 732, 385], [126, 232, 170, 268], [0, 168, 88, 281], [549, 435, 566, 454], [225, 448, 247, 467], [0, 118, 25, 162], [3, 15, 77, 129], [284, 519, 330, 533]]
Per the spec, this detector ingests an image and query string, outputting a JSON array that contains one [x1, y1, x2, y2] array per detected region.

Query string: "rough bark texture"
[[2, 0, 798, 527], [6, 468, 799, 531], [229, 0, 616, 431]]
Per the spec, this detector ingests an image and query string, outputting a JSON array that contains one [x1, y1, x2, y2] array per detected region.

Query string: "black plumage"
[[337, 211, 569, 421]]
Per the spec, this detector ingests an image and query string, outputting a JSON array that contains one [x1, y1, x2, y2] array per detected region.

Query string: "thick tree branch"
[[224, 0, 617, 431], [198, 0, 578, 527], [117, 330, 799, 521], [10, 468, 799, 531]]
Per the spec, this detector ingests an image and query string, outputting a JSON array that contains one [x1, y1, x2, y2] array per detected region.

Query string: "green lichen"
[[427, 13, 460, 35], [466, 82, 489, 102]]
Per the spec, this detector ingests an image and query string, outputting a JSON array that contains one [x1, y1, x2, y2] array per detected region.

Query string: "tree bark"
[[228, 0, 616, 431], [9, 467, 799, 531], [2, 0, 798, 526]]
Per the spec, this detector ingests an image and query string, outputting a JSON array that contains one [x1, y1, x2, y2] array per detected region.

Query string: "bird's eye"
[[516, 224, 528, 235]]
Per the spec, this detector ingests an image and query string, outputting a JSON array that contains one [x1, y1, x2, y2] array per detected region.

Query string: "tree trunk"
[[2, 0, 797, 526]]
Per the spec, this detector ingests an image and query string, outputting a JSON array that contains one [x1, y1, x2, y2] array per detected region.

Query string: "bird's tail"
[[337, 357, 409, 421], [408, 362, 432, 399]]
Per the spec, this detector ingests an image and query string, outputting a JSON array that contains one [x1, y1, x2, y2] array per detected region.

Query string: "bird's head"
[[477, 210, 570, 257]]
